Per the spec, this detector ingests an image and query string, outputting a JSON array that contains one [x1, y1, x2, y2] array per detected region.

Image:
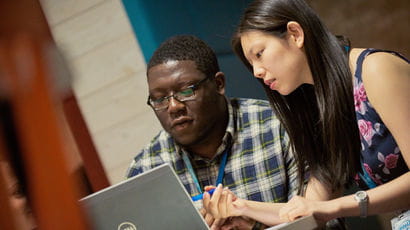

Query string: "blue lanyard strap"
[[182, 147, 230, 195], [358, 162, 377, 189], [182, 152, 203, 193], [216, 150, 228, 186]]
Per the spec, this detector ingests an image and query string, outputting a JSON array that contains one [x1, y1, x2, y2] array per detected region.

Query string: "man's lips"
[[171, 117, 193, 128]]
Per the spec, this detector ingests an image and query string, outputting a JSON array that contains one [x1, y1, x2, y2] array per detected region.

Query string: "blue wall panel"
[[122, 0, 267, 99]]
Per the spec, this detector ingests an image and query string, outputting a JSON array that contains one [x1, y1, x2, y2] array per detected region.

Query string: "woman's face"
[[240, 30, 312, 95]]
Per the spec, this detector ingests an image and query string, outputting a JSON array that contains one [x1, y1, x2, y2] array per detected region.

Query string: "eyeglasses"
[[147, 76, 210, 111]]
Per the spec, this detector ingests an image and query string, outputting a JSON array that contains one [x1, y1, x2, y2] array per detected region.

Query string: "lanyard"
[[182, 147, 229, 194], [358, 163, 377, 189]]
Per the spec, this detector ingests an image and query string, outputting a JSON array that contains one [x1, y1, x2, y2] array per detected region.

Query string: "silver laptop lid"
[[265, 215, 318, 230], [80, 164, 209, 230]]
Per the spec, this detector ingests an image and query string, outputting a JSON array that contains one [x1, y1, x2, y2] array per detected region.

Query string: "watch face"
[[356, 191, 367, 200]]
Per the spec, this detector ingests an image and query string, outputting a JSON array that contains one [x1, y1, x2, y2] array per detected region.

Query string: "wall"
[[121, 0, 267, 100], [308, 0, 409, 57], [39, 0, 161, 184]]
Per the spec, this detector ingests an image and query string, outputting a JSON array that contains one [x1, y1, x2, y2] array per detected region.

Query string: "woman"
[[203, 0, 409, 227]]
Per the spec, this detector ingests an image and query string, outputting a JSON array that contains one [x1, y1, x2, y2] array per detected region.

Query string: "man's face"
[[147, 60, 225, 147]]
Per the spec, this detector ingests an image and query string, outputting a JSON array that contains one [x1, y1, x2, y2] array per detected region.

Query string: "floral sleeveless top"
[[353, 48, 409, 189]]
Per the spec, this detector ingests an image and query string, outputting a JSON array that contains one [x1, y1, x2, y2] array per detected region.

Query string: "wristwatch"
[[354, 190, 369, 218]]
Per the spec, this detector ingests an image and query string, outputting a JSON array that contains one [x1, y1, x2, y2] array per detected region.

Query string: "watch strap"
[[355, 191, 368, 218], [359, 199, 367, 218]]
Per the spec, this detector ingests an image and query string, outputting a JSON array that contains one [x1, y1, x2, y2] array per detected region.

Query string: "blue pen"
[[191, 188, 216, 201]]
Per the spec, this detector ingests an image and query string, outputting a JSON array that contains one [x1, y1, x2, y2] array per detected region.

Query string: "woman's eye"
[[256, 49, 264, 58]]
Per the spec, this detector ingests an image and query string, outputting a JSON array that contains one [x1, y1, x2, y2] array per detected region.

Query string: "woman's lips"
[[264, 79, 277, 90]]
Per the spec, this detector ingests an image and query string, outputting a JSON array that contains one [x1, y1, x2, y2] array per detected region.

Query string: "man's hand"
[[200, 208, 226, 229], [220, 216, 257, 230]]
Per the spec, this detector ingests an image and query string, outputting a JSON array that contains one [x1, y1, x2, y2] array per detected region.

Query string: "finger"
[[281, 199, 300, 217], [205, 185, 217, 192], [225, 188, 238, 202], [204, 213, 215, 226], [200, 208, 206, 217], [211, 184, 224, 202], [203, 191, 211, 212], [288, 212, 300, 221], [219, 189, 228, 218], [226, 193, 234, 216], [209, 184, 224, 217], [287, 208, 305, 221], [279, 207, 291, 222]]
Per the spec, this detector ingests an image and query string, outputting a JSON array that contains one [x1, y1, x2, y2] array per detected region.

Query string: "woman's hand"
[[203, 184, 247, 219], [278, 195, 337, 224]]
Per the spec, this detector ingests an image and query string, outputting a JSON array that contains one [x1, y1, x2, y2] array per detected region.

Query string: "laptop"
[[80, 164, 209, 230], [265, 215, 318, 230]]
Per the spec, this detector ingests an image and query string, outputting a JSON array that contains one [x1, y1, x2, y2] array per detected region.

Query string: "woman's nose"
[[253, 65, 265, 79]]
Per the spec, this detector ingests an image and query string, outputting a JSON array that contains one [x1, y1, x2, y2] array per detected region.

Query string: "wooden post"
[[0, 0, 93, 229]]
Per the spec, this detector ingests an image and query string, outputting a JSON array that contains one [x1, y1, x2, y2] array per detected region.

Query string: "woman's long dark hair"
[[232, 0, 360, 193]]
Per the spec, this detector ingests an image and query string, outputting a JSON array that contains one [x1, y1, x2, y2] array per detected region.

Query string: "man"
[[126, 35, 299, 229]]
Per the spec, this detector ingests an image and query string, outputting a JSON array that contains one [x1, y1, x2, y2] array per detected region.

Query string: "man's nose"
[[167, 96, 185, 112]]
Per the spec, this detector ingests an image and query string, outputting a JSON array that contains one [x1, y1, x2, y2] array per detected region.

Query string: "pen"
[[191, 188, 216, 201]]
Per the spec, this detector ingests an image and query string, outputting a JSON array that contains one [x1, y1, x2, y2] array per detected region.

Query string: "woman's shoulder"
[[349, 48, 409, 83], [349, 48, 408, 73], [350, 48, 409, 113], [348, 48, 366, 74], [349, 48, 366, 63]]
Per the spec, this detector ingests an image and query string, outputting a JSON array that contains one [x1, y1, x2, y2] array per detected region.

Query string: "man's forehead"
[[156, 59, 182, 69], [147, 60, 201, 80], [148, 60, 196, 72], [147, 60, 206, 91]]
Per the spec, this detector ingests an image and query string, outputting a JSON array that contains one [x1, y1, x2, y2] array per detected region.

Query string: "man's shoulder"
[[134, 130, 177, 160], [230, 97, 276, 119], [229, 97, 272, 111], [127, 130, 177, 178]]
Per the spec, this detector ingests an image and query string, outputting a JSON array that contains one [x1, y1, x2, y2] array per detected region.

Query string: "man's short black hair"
[[147, 35, 220, 78]]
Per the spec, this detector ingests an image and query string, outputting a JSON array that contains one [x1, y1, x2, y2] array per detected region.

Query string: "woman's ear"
[[214, 72, 225, 95], [287, 21, 304, 48]]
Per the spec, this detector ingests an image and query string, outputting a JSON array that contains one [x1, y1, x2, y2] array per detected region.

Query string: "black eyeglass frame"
[[147, 76, 211, 111]]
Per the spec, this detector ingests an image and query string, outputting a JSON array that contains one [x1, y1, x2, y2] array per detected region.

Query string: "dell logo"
[[118, 222, 137, 230]]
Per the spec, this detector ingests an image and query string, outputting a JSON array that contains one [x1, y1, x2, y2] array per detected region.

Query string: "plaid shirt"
[[126, 98, 299, 209]]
